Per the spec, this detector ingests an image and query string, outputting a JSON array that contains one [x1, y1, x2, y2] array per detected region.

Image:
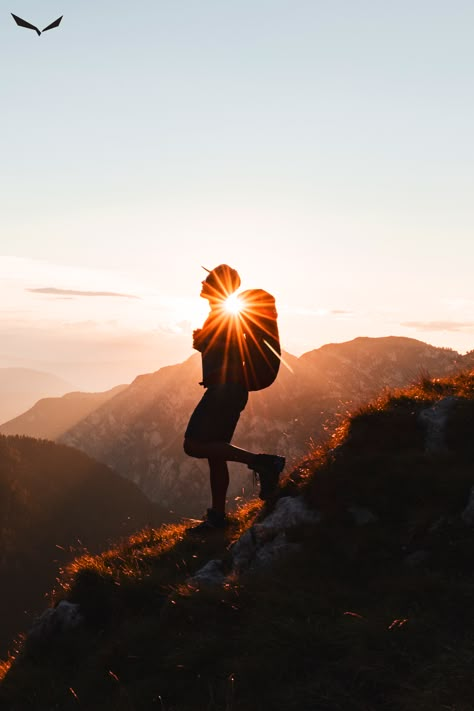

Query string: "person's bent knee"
[[183, 437, 203, 458], [183, 437, 194, 457]]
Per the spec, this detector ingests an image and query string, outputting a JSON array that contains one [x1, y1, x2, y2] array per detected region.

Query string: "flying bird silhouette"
[[11, 14, 63, 36]]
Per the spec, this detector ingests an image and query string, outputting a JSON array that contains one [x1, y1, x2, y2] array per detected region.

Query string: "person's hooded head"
[[200, 264, 241, 303]]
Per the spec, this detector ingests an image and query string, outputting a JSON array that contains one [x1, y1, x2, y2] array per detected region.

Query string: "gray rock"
[[231, 529, 258, 573], [255, 496, 321, 533], [418, 396, 459, 454], [28, 601, 82, 645], [255, 532, 302, 567], [190, 559, 226, 586], [231, 496, 319, 575]]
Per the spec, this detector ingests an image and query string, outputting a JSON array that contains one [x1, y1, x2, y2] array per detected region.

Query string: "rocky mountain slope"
[[0, 435, 170, 658], [0, 384, 127, 440], [60, 337, 473, 515], [2, 369, 474, 710]]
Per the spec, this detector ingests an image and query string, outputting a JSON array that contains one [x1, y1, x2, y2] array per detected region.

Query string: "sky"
[[1, 1, 474, 389]]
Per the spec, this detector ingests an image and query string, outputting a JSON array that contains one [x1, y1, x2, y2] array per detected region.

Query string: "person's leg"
[[184, 385, 251, 464], [184, 384, 285, 514], [183, 438, 256, 466], [185, 437, 285, 502], [208, 458, 229, 514]]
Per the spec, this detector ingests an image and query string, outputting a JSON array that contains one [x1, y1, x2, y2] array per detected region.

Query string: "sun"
[[224, 293, 243, 315]]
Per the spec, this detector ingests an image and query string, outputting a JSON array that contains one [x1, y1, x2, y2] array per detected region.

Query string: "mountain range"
[[0, 384, 127, 440], [0, 368, 75, 424], [57, 337, 474, 514], [3, 337, 473, 516]]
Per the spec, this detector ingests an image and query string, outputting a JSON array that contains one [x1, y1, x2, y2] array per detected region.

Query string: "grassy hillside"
[[2, 372, 474, 710]]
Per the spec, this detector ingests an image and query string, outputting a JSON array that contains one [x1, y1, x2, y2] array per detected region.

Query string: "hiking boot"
[[250, 454, 285, 500], [187, 508, 229, 534]]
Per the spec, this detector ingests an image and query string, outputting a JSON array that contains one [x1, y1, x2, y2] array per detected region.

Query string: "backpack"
[[237, 289, 281, 391]]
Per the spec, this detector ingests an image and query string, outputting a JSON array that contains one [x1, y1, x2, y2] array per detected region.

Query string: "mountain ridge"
[[0, 384, 127, 439], [58, 336, 474, 514], [0, 368, 76, 424]]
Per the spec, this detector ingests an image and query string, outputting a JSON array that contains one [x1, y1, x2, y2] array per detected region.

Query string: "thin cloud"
[[27, 287, 140, 299], [285, 307, 355, 317], [401, 320, 474, 333]]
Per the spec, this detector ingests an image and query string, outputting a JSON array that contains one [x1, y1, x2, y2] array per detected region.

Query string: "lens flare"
[[224, 293, 242, 315]]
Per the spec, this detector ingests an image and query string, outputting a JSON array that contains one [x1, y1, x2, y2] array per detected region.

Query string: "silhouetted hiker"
[[184, 264, 285, 532]]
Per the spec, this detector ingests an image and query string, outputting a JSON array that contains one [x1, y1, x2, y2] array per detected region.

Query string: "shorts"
[[184, 383, 249, 443]]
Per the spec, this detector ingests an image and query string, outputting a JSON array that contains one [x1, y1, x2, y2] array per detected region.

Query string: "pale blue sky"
[[1, 1, 473, 388]]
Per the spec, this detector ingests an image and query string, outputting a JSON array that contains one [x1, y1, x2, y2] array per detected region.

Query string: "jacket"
[[193, 308, 246, 387]]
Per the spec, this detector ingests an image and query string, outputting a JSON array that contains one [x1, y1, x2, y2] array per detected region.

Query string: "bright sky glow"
[[1, 1, 474, 389]]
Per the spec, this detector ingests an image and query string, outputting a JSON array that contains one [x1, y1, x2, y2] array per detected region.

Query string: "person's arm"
[[192, 328, 205, 351], [193, 312, 223, 352]]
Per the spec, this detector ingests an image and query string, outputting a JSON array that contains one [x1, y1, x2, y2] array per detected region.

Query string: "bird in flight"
[[11, 14, 63, 36]]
